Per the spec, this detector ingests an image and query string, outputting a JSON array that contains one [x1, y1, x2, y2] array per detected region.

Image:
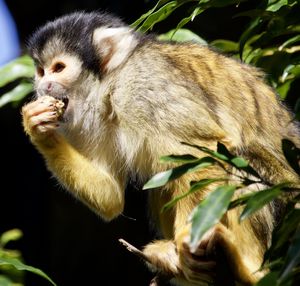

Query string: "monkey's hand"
[[176, 224, 263, 286], [22, 96, 65, 147], [143, 239, 216, 286]]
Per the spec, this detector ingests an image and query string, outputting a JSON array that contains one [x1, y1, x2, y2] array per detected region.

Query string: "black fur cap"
[[27, 11, 125, 75]]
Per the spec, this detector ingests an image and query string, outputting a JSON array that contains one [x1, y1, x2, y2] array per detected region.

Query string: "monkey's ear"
[[93, 27, 138, 73]]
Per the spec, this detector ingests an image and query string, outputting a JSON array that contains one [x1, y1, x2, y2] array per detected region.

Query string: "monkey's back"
[[113, 40, 299, 183]]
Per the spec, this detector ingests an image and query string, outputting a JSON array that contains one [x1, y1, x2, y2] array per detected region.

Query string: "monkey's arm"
[[22, 96, 125, 221]]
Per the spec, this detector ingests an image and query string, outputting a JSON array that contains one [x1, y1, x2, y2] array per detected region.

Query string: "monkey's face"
[[33, 53, 85, 121]]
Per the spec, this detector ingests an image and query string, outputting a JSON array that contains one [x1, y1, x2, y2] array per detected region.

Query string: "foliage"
[[0, 229, 57, 286], [134, 0, 300, 102], [0, 56, 34, 108], [135, 3, 300, 282], [144, 141, 300, 285]]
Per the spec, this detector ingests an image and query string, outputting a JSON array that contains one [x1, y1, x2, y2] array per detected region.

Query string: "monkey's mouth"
[[60, 96, 69, 111], [53, 94, 69, 121]]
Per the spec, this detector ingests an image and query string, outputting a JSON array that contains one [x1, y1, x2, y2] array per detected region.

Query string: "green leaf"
[[159, 154, 199, 163], [0, 257, 56, 286], [276, 80, 292, 99], [162, 178, 225, 211], [210, 39, 239, 53], [0, 229, 22, 247], [143, 157, 215, 189], [189, 185, 236, 252], [267, 0, 294, 12], [184, 142, 229, 161], [217, 142, 260, 178], [173, 6, 204, 33], [240, 183, 288, 221], [0, 56, 34, 88], [229, 192, 255, 209], [158, 29, 207, 44], [266, 208, 300, 261], [184, 142, 260, 179], [239, 17, 263, 60], [130, 0, 170, 28], [0, 275, 15, 286], [279, 225, 300, 282], [0, 82, 33, 108], [279, 35, 300, 50], [231, 157, 249, 168], [255, 271, 280, 286], [135, 1, 178, 32]]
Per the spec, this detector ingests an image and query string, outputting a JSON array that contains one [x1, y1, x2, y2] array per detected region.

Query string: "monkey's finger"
[[27, 112, 60, 130], [22, 101, 56, 118], [181, 253, 216, 271], [35, 122, 59, 134]]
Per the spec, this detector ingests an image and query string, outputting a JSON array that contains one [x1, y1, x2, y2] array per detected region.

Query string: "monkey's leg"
[[22, 97, 125, 220], [143, 239, 217, 286], [175, 221, 266, 286]]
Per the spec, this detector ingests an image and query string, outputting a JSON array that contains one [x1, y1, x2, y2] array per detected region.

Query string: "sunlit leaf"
[[276, 80, 292, 99], [279, 35, 300, 50], [0, 257, 56, 286], [210, 39, 239, 53], [240, 183, 288, 221], [189, 185, 236, 252], [143, 157, 216, 189], [138, 1, 178, 32], [231, 157, 249, 168], [0, 275, 15, 286], [159, 154, 199, 163], [0, 56, 34, 88], [0, 82, 33, 108], [131, 0, 170, 28], [158, 28, 207, 44], [267, 0, 296, 12], [162, 178, 225, 211], [0, 229, 22, 247]]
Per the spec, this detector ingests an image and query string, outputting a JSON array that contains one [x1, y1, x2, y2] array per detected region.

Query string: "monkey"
[[21, 11, 300, 286]]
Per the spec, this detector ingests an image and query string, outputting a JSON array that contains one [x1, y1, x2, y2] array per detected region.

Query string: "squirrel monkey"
[[22, 11, 300, 286]]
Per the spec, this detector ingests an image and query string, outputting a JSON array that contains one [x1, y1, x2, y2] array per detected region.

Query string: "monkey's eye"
[[37, 66, 44, 77], [52, 62, 66, 73]]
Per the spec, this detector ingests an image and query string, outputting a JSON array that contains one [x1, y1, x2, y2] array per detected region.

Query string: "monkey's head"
[[27, 11, 139, 121]]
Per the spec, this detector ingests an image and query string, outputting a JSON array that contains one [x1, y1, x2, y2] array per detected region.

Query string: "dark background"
[[0, 1, 253, 286]]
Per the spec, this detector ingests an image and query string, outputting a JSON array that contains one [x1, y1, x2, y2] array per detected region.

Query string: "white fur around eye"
[[93, 27, 138, 73], [50, 54, 83, 85]]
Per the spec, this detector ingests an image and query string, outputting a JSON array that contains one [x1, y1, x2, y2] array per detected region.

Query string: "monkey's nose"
[[38, 81, 66, 97], [47, 82, 53, 92]]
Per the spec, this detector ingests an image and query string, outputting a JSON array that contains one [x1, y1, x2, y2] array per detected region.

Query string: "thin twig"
[[118, 238, 172, 286], [118, 238, 151, 263]]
